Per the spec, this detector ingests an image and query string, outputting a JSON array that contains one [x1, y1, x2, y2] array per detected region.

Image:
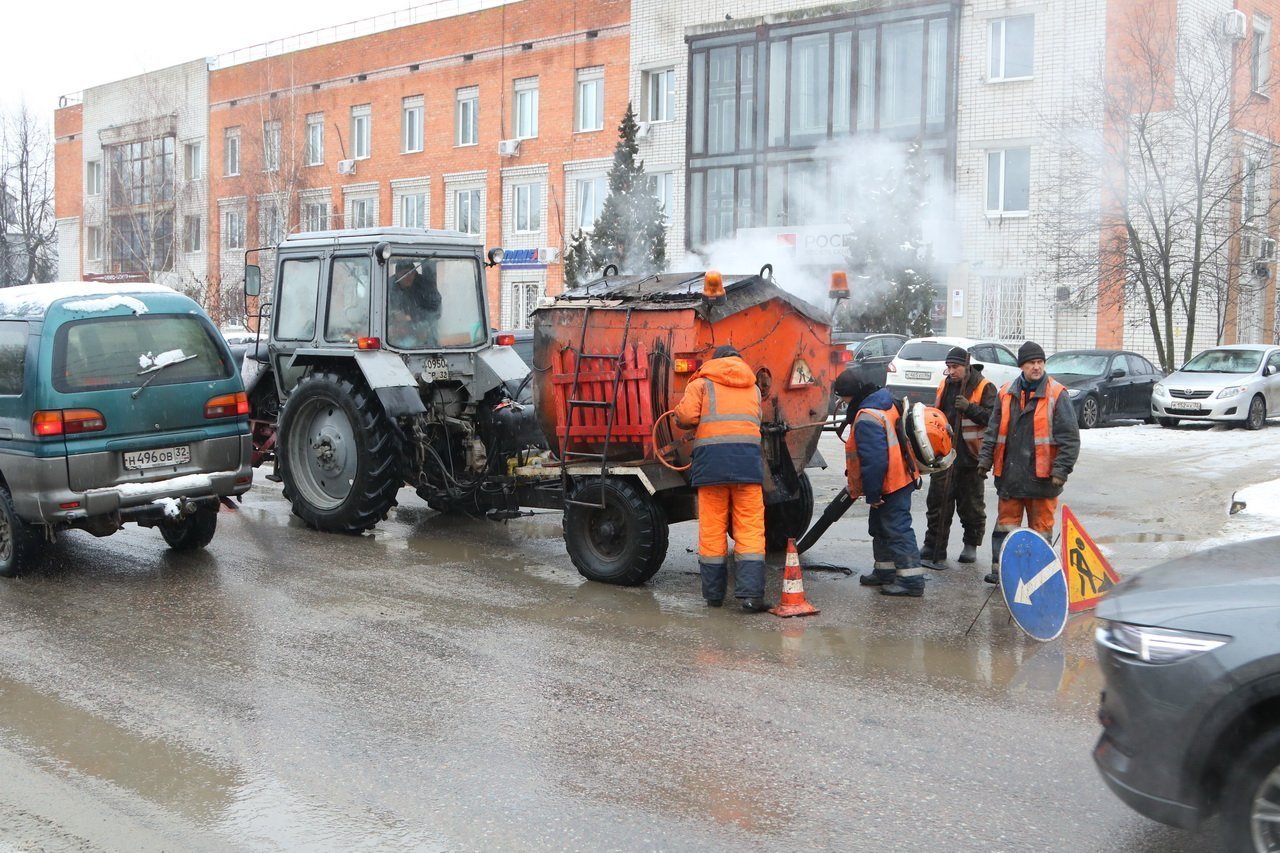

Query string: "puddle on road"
[[1093, 532, 1189, 544]]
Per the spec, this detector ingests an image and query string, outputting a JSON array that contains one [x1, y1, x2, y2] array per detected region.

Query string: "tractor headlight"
[[1096, 620, 1230, 664]]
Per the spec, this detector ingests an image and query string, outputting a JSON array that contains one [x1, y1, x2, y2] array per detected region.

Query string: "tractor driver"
[[387, 259, 443, 348]]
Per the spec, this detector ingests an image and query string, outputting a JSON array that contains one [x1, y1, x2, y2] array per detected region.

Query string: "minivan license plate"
[[123, 445, 191, 470]]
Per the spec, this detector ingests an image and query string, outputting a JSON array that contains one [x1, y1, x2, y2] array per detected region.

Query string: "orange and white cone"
[[770, 539, 819, 618]]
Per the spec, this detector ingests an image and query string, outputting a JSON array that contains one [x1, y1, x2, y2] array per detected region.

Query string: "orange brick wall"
[[208, 0, 630, 320], [53, 104, 84, 223]]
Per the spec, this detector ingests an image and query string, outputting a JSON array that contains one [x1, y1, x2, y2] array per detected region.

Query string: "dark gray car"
[[1094, 535, 1280, 851]]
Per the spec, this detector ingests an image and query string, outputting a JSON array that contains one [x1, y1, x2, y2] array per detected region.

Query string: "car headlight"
[[1096, 620, 1230, 664], [1153, 382, 1166, 396], [1216, 385, 1246, 398], [1067, 388, 1082, 398]]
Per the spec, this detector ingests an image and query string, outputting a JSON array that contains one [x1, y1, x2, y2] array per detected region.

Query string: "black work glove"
[[954, 395, 969, 413]]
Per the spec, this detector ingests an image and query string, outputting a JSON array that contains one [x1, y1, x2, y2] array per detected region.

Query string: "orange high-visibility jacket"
[[936, 376, 993, 458], [845, 404, 916, 501], [673, 356, 764, 487], [991, 377, 1069, 478]]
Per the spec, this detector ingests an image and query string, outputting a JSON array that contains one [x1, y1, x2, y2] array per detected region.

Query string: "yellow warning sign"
[[1060, 504, 1121, 613], [788, 358, 817, 387]]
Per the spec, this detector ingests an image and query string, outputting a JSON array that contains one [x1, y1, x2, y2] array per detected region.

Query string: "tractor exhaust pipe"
[[794, 487, 855, 553]]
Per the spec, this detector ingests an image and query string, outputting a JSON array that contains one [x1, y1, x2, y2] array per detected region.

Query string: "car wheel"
[[1079, 395, 1101, 429], [278, 371, 404, 533], [0, 483, 44, 578], [1158, 417, 1179, 428], [563, 477, 668, 586], [1245, 395, 1267, 430], [159, 505, 218, 551], [1221, 726, 1280, 852]]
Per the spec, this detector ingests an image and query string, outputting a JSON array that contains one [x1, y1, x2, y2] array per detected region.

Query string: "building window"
[[401, 193, 426, 229], [263, 121, 281, 173], [261, 202, 285, 245], [1254, 14, 1272, 93], [645, 68, 675, 122], [514, 77, 539, 139], [183, 216, 202, 253], [506, 280, 542, 330], [646, 172, 673, 219], [183, 142, 202, 181], [224, 209, 245, 249], [402, 96, 424, 154], [457, 188, 482, 235], [225, 128, 240, 176], [350, 197, 375, 229], [305, 113, 324, 165], [576, 176, 607, 230], [989, 16, 1034, 81], [456, 87, 478, 146], [351, 104, 371, 160], [302, 200, 330, 232], [86, 226, 103, 260], [1244, 157, 1264, 222], [110, 211, 174, 273], [107, 137, 175, 206], [986, 148, 1030, 215], [514, 183, 542, 232], [576, 67, 604, 133], [86, 160, 102, 195], [979, 275, 1027, 340], [791, 34, 830, 138]]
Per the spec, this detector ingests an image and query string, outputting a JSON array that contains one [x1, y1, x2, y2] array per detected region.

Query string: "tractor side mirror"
[[245, 265, 261, 297]]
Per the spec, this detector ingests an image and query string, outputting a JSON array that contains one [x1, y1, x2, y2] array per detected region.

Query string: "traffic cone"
[[770, 539, 819, 618]]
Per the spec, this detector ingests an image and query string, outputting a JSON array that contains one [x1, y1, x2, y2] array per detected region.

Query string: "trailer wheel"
[[764, 472, 815, 552], [563, 478, 668, 586], [278, 371, 403, 533], [159, 505, 218, 551]]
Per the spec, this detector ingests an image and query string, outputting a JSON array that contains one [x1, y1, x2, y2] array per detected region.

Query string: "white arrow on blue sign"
[[999, 528, 1068, 642]]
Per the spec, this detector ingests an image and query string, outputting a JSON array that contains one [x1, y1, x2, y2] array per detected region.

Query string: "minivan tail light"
[[33, 409, 107, 436], [205, 391, 249, 419]]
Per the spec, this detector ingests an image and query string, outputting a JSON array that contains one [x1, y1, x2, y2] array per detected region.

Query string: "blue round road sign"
[[999, 528, 1068, 642]]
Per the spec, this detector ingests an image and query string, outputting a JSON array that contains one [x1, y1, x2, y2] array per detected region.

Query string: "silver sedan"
[[1151, 344, 1280, 429]]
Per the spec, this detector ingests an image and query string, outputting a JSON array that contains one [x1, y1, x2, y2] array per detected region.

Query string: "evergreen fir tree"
[[586, 103, 667, 277], [561, 228, 592, 290]]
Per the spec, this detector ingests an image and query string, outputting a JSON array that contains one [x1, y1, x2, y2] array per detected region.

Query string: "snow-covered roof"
[[0, 281, 176, 319]]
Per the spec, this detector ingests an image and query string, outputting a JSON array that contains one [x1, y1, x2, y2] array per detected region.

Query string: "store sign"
[[501, 247, 561, 269], [84, 271, 151, 283], [737, 226, 853, 265]]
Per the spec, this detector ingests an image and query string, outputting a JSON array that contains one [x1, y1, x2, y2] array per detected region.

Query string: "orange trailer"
[[530, 266, 847, 585]]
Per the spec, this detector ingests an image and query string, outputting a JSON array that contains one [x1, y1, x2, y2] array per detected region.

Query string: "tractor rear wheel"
[[279, 371, 403, 533], [764, 472, 815, 552], [563, 477, 668, 586]]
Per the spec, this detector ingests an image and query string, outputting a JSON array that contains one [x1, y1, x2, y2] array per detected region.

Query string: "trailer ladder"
[[561, 306, 634, 509]]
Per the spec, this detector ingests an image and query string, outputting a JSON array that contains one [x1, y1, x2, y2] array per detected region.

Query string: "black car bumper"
[[1093, 734, 1201, 829]]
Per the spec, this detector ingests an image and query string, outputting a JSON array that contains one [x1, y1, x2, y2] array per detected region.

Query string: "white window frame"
[[506, 279, 543, 330], [514, 182, 542, 233], [1253, 14, 1272, 93], [514, 78, 539, 140], [456, 87, 479, 146], [985, 148, 1031, 216], [402, 96, 424, 154], [350, 197, 375, 229], [645, 68, 676, 123], [305, 113, 324, 166], [647, 171, 674, 219], [224, 208, 246, 249], [401, 193, 426, 228], [86, 160, 102, 195], [182, 142, 202, 181], [352, 104, 372, 160], [263, 120, 281, 173], [979, 275, 1027, 340], [576, 175, 607, 230], [183, 215, 202, 253], [576, 67, 605, 133], [86, 225, 103, 261], [456, 188, 483, 235], [225, 128, 240, 176], [302, 200, 330, 232], [988, 16, 1035, 82]]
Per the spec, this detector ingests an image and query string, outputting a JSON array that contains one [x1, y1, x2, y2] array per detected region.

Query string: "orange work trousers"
[[697, 483, 765, 564], [991, 496, 1057, 566]]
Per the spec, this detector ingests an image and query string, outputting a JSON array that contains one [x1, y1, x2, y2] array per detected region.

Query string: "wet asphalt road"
[[0, 423, 1263, 851]]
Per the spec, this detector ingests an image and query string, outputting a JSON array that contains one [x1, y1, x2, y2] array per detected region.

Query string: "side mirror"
[[1109, 368, 1125, 379], [1265, 364, 1277, 377], [245, 265, 261, 297]]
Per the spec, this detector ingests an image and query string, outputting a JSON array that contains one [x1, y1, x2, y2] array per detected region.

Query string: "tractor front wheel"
[[563, 478, 668, 586]]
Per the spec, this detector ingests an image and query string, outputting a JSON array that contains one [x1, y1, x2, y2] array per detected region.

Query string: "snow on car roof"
[[0, 281, 175, 318]]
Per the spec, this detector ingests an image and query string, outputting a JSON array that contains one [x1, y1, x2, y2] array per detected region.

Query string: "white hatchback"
[[885, 336, 1023, 403]]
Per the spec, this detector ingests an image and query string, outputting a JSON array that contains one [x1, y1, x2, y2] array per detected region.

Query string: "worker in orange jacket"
[[977, 341, 1080, 584], [674, 344, 770, 612]]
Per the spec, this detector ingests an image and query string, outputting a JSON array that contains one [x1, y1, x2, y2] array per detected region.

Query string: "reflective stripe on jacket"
[[992, 377, 1068, 479], [936, 376, 993, 458], [845, 403, 916, 501], [673, 356, 764, 487]]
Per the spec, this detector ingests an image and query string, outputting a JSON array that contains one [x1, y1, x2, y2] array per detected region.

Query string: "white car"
[[1151, 344, 1280, 429], [885, 336, 1022, 402]]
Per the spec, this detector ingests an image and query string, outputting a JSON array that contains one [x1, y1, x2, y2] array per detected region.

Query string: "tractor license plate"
[[1168, 400, 1201, 411], [905, 370, 932, 381], [123, 445, 191, 470], [420, 356, 449, 382]]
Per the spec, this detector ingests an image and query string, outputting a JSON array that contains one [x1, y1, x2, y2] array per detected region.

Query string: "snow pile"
[[0, 282, 171, 318], [85, 472, 236, 500], [61, 295, 149, 315], [152, 497, 182, 518], [138, 349, 191, 371]]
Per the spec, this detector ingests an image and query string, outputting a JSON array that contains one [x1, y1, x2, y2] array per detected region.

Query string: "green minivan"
[[0, 282, 253, 576]]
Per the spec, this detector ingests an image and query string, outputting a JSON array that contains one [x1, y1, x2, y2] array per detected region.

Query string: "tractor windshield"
[[385, 256, 486, 349]]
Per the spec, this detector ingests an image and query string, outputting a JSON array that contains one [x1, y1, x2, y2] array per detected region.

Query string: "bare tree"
[[0, 103, 57, 286], [1042, 6, 1279, 370]]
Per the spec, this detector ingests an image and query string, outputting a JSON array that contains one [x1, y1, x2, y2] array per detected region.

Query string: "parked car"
[[0, 282, 253, 576], [1094, 535, 1280, 851], [824, 334, 908, 430], [220, 326, 260, 373], [1044, 349, 1162, 428], [1151, 344, 1280, 429], [885, 336, 1022, 402]]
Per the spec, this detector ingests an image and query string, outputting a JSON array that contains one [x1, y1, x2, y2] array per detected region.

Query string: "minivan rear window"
[[54, 315, 231, 393], [0, 321, 27, 395], [897, 342, 953, 361]]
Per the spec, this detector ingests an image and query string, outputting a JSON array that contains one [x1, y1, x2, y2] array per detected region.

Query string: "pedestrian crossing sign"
[[1060, 505, 1121, 612]]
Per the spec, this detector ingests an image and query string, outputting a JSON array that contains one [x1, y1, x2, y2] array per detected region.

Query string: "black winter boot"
[[984, 564, 1000, 585], [958, 544, 978, 564]]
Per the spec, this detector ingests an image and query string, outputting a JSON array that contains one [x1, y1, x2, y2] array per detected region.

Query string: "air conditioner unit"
[[635, 121, 653, 140], [337, 159, 357, 176], [1221, 9, 1247, 40], [498, 138, 521, 157]]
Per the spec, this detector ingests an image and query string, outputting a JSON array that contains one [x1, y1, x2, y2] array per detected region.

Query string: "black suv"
[[1094, 535, 1280, 851]]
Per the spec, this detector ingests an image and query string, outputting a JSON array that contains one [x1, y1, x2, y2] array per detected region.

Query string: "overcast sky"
[[0, 1, 412, 123]]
